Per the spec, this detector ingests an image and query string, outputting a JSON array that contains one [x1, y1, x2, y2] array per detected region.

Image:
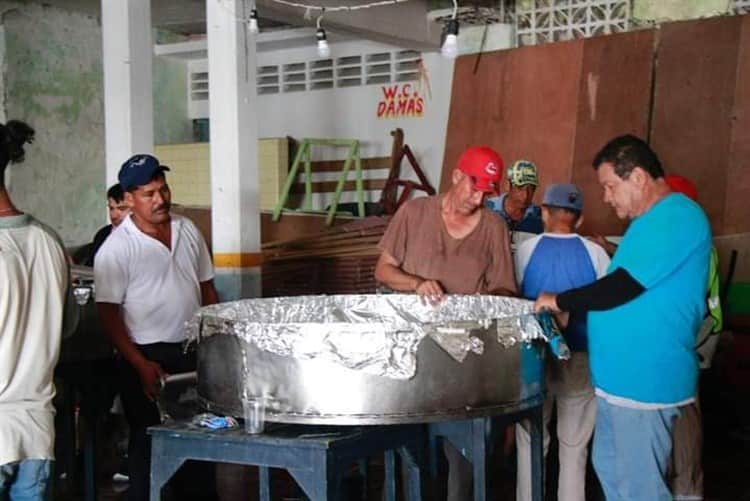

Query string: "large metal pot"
[[192, 294, 547, 425]]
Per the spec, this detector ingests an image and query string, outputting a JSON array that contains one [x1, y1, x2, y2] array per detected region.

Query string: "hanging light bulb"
[[315, 11, 330, 59], [441, 18, 459, 59], [248, 9, 259, 34], [316, 27, 330, 58]]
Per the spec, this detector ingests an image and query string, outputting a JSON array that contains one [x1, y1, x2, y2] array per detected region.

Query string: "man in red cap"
[[376, 145, 516, 301], [376, 145, 517, 500]]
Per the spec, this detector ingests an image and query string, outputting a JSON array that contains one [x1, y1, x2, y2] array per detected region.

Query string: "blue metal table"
[[428, 397, 545, 501], [148, 422, 424, 501], [428, 341, 547, 501]]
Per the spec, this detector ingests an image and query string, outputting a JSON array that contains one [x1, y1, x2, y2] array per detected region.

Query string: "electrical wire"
[[218, 0, 410, 25], [267, 0, 410, 13]]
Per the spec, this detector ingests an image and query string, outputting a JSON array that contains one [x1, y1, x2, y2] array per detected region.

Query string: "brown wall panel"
[[172, 206, 212, 250], [725, 15, 750, 235], [441, 40, 584, 200], [442, 15, 750, 238], [440, 54, 489, 192], [572, 30, 655, 236], [650, 16, 743, 235]]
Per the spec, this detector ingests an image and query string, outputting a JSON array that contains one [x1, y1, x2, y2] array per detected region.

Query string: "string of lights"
[[441, 0, 459, 59], [315, 12, 330, 57], [217, 0, 460, 60], [219, 0, 409, 24], [267, 0, 410, 13]]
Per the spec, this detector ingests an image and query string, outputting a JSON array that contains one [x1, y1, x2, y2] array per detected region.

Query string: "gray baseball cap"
[[542, 183, 583, 211]]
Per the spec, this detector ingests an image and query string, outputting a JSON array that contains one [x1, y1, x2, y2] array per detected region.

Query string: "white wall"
[[1, 2, 105, 245], [185, 38, 455, 204], [261, 47, 453, 203], [165, 25, 515, 209]]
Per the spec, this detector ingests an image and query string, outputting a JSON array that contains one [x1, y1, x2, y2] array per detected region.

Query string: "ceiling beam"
[[34, 0, 443, 50], [253, 0, 442, 50]]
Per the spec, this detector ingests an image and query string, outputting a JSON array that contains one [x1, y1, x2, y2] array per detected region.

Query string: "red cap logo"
[[457, 146, 504, 193]]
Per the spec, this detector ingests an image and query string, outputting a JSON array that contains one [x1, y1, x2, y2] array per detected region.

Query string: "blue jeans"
[[0, 460, 54, 501], [593, 396, 680, 501]]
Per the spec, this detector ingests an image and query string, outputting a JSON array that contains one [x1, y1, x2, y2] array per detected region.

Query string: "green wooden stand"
[[272, 138, 365, 226]]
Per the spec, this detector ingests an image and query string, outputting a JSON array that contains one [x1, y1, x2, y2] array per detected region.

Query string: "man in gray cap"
[[514, 183, 610, 501], [95, 154, 218, 501]]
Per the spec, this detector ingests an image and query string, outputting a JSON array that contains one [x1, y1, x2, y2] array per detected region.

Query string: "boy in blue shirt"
[[534, 136, 711, 500], [515, 183, 610, 501]]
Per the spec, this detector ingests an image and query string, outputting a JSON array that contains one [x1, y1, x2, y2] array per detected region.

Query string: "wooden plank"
[[263, 237, 383, 259], [650, 16, 743, 235], [440, 52, 488, 193], [289, 179, 387, 194], [303, 157, 390, 173], [571, 30, 655, 236], [440, 39, 584, 202], [260, 211, 352, 244], [265, 238, 381, 254], [262, 226, 386, 250], [725, 14, 750, 235], [265, 246, 380, 261], [172, 205, 212, 250]]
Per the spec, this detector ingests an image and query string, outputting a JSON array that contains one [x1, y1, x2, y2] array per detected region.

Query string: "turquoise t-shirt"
[[588, 193, 711, 405]]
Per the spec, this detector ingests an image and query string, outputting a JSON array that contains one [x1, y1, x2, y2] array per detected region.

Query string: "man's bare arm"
[[375, 251, 444, 303], [200, 279, 219, 306], [488, 287, 518, 297], [374, 251, 422, 292]]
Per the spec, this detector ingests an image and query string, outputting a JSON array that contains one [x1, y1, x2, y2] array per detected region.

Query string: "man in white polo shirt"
[[95, 154, 218, 501]]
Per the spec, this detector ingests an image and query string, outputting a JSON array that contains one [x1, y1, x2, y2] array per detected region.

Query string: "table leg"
[[384, 450, 397, 501], [399, 445, 422, 501], [149, 454, 185, 501], [259, 466, 271, 501], [289, 454, 340, 501], [357, 458, 368, 501], [529, 405, 545, 501], [471, 418, 487, 501]]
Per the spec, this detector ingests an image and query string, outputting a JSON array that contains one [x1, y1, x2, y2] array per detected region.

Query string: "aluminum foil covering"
[[186, 294, 560, 380]]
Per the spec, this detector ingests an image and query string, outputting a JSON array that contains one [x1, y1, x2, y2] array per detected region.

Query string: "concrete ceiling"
[[35, 0, 445, 50]]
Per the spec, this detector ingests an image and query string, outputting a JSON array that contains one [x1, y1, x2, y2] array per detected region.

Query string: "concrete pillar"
[[101, 0, 154, 186], [206, 0, 261, 300]]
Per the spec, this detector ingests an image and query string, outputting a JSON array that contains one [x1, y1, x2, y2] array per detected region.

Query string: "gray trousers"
[[669, 400, 703, 500], [516, 352, 596, 501]]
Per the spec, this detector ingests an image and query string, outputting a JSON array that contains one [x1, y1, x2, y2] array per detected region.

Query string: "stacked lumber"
[[261, 217, 388, 297]]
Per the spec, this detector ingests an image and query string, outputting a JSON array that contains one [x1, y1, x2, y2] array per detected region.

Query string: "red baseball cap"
[[457, 146, 504, 193], [665, 175, 698, 201]]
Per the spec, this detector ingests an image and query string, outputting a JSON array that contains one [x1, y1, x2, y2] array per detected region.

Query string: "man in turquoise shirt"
[[534, 135, 711, 500]]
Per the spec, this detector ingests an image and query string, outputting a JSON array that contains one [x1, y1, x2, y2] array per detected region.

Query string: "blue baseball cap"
[[118, 154, 170, 191], [542, 183, 583, 211]]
